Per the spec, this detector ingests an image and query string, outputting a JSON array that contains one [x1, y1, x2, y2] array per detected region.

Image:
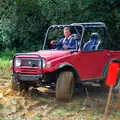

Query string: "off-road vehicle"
[[11, 22, 120, 101]]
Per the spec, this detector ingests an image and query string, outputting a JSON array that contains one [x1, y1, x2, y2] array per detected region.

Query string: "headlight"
[[15, 58, 21, 67], [42, 59, 46, 68], [38, 59, 46, 68]]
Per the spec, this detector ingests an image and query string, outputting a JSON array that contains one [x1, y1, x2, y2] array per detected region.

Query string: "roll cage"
[[42, 22, 110, 50]]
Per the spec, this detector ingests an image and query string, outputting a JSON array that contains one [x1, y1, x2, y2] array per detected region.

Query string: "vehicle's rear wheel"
[[113, 72, 120, 92], [56, 71, 75, 101]]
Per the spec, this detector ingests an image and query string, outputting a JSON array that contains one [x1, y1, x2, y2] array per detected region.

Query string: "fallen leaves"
[[0, 81, 120, 120], [0, 85, 26, 118]]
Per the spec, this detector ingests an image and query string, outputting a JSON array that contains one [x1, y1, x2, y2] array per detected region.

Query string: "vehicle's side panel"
[[73, 50, 110, 80], [109, 51, 120, 60], [42, 50, 120, 82]]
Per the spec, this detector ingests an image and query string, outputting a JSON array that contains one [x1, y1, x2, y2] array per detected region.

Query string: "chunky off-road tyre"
[[56, 71, 75, 101], [11, 76, 23, 91], [113, 72, 120, 92]]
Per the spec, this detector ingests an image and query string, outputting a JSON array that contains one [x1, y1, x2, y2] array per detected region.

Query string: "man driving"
[[51, 27, 78, 50]]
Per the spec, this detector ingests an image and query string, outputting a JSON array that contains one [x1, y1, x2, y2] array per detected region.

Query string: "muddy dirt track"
[[0, 78, 120, 120]]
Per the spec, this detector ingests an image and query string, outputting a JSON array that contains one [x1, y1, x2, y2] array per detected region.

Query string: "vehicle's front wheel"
[[11, 76, 24, 91], [56, 71, 75, 101]]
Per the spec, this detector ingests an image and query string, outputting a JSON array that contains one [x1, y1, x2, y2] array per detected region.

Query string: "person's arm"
[[55, 38, 64, 50]]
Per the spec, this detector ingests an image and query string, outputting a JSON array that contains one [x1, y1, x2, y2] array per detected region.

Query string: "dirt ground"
[[0, 78, 120, 120]]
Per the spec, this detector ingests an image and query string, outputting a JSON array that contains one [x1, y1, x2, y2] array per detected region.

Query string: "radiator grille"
[[21, 58, 40, 67]]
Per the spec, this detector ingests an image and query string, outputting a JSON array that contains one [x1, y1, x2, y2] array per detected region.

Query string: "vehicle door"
[[74, 28, 110, 80]]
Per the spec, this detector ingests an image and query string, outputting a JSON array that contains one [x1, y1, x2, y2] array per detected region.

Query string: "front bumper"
[[14, 73, 43, 81]]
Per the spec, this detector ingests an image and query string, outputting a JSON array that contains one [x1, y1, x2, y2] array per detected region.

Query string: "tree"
[[0, 0, 120, 51]]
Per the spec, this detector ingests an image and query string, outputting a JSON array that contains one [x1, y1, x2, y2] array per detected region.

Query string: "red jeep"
[[11, 22, 120, 101]]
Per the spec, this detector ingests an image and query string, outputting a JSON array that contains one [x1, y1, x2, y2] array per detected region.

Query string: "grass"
[[0, 58, 11, 79], [0, 50, 15, 79]]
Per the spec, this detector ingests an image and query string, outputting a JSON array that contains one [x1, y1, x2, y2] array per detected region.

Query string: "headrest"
[[71, 34, 80, 40], [90, 32, 101, 40]]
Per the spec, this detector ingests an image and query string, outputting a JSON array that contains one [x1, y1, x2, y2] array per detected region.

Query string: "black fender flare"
[[102, 58, 120, 78], [57, 63, 80, 82]]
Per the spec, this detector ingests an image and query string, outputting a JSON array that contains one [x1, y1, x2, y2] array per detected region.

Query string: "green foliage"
[[0, 49, 16, 59], [15, 0, 49, 51], [0, 0, 16, 50], [0, 0, 120, 51]]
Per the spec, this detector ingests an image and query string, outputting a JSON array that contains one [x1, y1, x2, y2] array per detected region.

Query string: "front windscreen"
[[43, 26, 82, 50]]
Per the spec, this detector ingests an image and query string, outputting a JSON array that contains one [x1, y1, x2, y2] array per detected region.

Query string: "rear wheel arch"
[[102, 59, 120, 91], [102, 59, 120, 78]]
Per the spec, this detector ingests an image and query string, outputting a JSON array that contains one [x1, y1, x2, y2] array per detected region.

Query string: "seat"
[[70, 34, 80, 49], [71, 34, 80, 40], [83, 32, 101, 52]]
